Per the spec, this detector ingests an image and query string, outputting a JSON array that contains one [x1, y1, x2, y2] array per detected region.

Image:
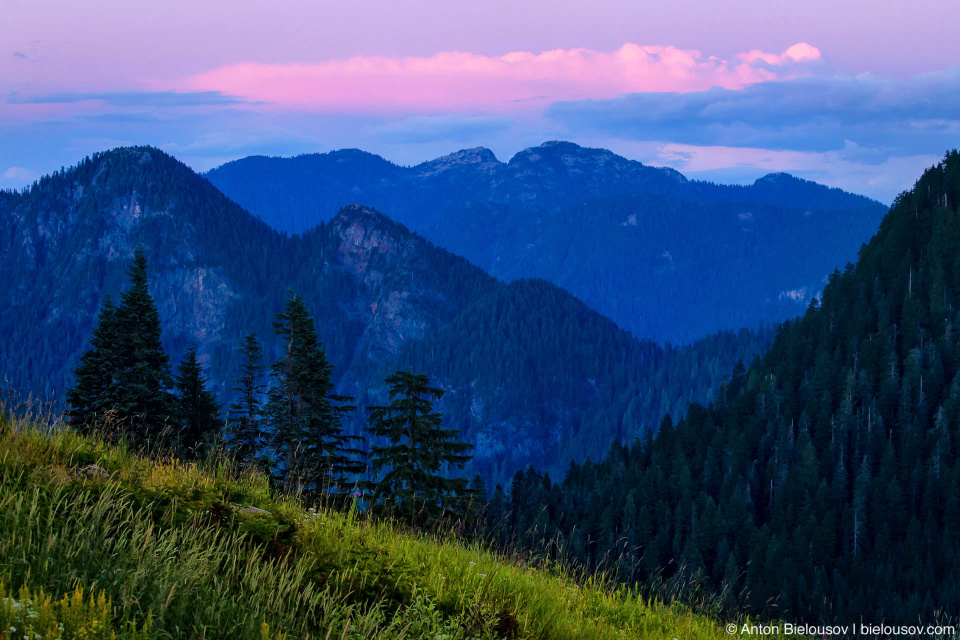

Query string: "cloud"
[[545, 68, 960, 156], [177, 42, 825, 113], [2, 166, 40, 182], [7, 90, 251, 108]]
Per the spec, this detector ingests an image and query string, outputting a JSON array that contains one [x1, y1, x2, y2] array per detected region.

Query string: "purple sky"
[[3, 0, 959, 203]]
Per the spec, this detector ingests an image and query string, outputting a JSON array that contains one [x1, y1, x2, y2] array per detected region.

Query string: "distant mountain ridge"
[[0, 146, 770, 488], [206, 141, 887, 343]]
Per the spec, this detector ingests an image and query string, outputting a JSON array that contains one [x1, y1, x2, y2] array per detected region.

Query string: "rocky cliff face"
[[325, 206, 457, 377]]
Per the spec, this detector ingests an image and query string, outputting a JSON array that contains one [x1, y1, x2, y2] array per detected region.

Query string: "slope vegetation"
[[0, 411, 739, 640]]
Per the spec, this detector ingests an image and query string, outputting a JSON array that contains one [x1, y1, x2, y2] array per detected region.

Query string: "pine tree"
[[67, 248, 177, 444], [112, 246, 177, 444], [226, 333, 265, 466], [173, 344, 222, 458], [264, 293, 364, 497], [365, 371, 473, 524], [66, 295, 120, 433]]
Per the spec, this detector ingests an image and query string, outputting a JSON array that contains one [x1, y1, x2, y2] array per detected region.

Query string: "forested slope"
[[496, 153, 960, 622]]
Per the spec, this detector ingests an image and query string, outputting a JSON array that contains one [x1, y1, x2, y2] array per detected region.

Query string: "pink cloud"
[[176, 43, 824, 114]]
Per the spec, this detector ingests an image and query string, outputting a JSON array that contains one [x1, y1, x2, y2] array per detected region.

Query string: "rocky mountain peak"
[[754, 171, 800, 186], [415, 147, 501, 176], [509, 141, 634, 172], [330, 205, 413, 278]]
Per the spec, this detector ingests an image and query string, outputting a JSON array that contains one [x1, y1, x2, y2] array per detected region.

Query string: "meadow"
[[0, 406, 757, 639]]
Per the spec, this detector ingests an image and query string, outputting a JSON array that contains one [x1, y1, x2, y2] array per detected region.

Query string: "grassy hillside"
[[0, 409, 748, 640]]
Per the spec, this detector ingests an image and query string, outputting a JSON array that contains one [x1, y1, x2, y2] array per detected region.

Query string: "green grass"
[[0, 410, 772, 639]]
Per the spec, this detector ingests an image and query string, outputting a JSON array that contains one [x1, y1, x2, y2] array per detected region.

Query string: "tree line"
[[66, 247, 475, 524]]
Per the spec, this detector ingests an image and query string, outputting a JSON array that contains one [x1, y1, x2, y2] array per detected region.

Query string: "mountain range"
[[207, 141, 887, 343], [0, 147, 768, 488]]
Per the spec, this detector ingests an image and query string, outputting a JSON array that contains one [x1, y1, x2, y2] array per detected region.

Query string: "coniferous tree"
[[67, 248, 176, 444], [226, 333, 265, 466], [67, 295, 120, 433], [173, 344, 222, 458], [265, 293, 364, 497], [365, 371, 473, 524], [112, 246, 177, 444]]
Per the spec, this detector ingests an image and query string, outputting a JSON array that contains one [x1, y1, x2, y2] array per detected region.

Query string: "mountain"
[[495, 153, 960, 623], [0, 146, 768, 488], [206, 142, 887, 343]]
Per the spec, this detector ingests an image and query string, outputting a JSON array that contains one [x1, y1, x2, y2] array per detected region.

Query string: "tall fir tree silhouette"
[[365, 371, 472, 524], [265, 293, 364, 497], [226, 333, 265, 466], [67, 247, 176, 444], [67, 295, 120, 432], [113, 246, 176, 444], [173, 344, 222, 458]]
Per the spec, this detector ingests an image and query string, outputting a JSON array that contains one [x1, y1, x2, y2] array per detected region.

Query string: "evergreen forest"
[[488, 152, 960, 624]]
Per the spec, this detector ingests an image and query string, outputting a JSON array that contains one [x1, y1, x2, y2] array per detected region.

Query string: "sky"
[[2, 0, 959, 204]]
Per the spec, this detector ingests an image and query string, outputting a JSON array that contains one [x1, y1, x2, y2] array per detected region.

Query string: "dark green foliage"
[[365, 371, 472, 524], [66, 296, 120, 432], [492, 152, 960, 624], [112, 247, 177, 443], [173, 344, 222, 458], [66, 249, 177, 444], [226, 334, 265, 466], [265, 293, 364, 496]]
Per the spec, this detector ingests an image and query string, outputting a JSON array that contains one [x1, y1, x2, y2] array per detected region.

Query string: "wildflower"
[[353, 491, 361, 498]]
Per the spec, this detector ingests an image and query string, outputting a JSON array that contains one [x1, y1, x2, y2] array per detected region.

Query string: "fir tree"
[[112, 246, 177, 444], [226, 333, 265, 466], [67, 248, 176, 443], [66, 295, 120, 433], [265, 293, 364, 497], [173, 344, 222, 458], [364, 371, 473, 524]]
